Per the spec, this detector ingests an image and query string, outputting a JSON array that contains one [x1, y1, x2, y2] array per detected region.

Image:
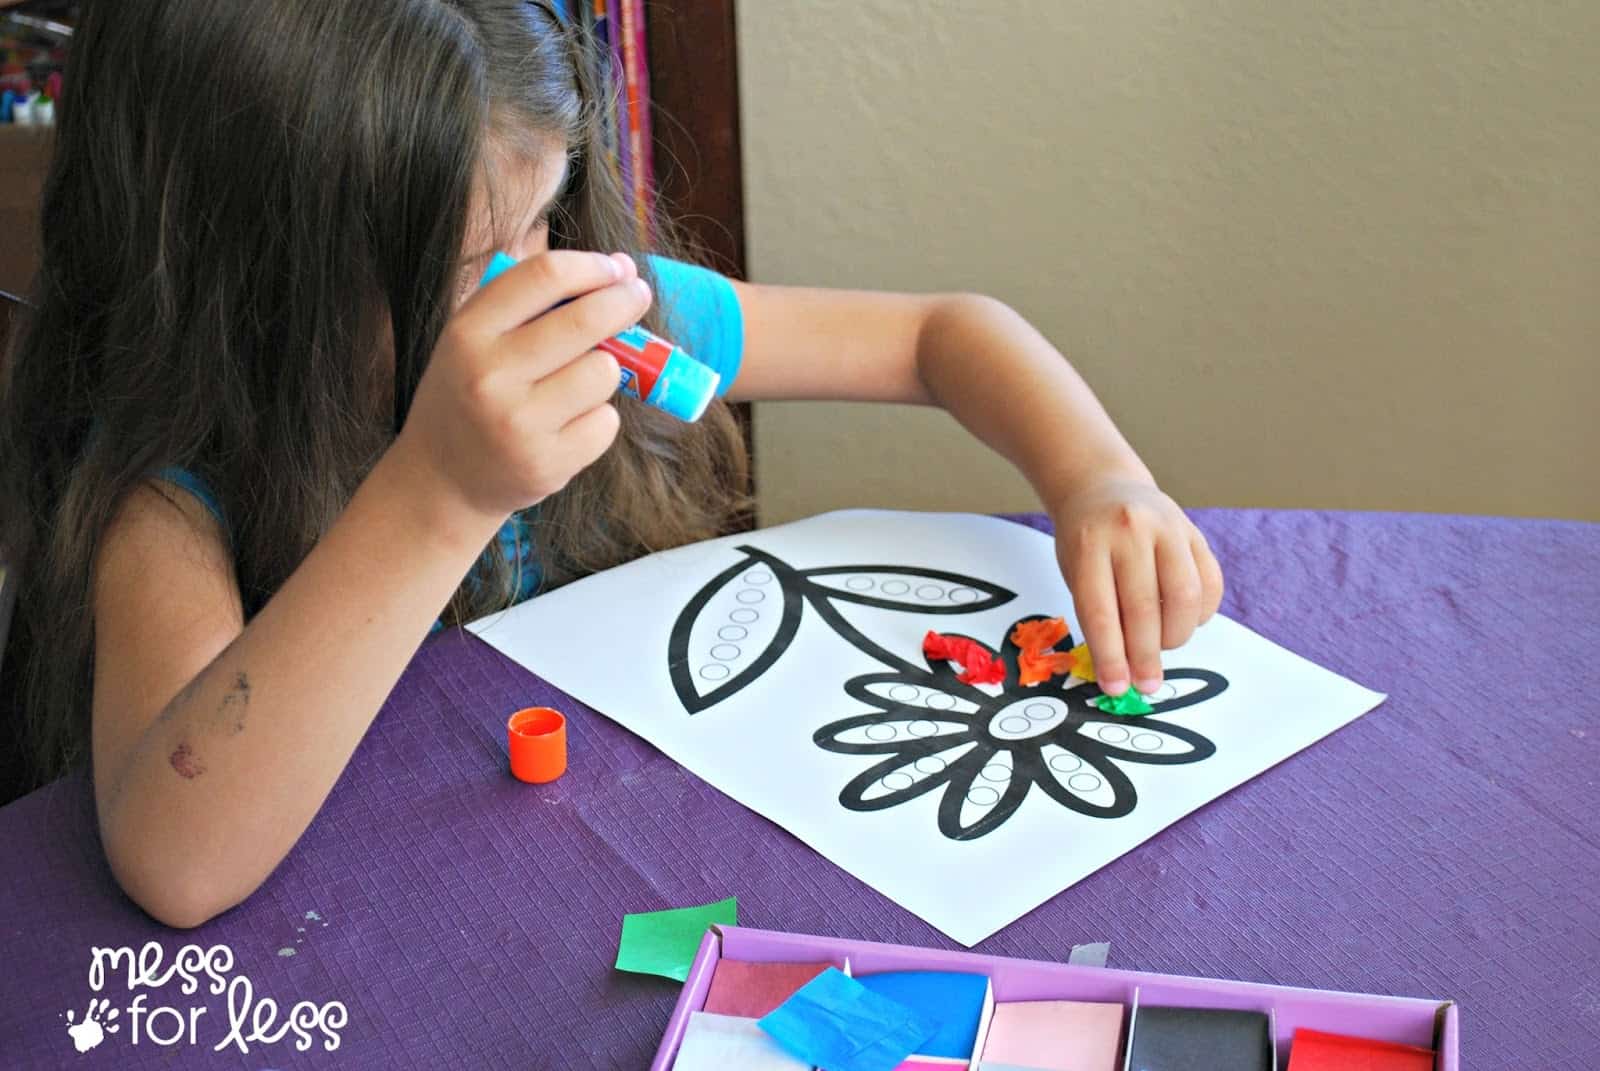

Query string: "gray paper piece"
[[1067, 941, 1110, 967]]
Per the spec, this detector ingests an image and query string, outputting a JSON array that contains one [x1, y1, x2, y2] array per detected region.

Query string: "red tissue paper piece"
[[1286, 1028, 1435, 1071], [1010, 617, 1075, 686], [922, 631, 1006, 685]]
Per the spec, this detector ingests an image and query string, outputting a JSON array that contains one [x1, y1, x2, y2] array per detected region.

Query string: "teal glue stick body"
[[479, 252, 719, 422]]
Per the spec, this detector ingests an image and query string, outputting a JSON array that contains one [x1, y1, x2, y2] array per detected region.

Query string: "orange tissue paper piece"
[[923, 631, 1006, 685], [1017, 650, 1075, 686], [1010, 618, 1077, 686], [1010, 617, 1070, 652]]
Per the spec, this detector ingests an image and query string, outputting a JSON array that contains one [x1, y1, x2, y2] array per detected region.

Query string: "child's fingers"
[[534, 347, 621, 411], [463, 250, 625, 335], [1193, 532, 1225, 623], [557, 399, 623, 469], [508, 351, 623, 494], [1113, 543, 1164, 693], [1070, 553, 1130, 698], [1156, 535, 1203, 650], [502, 276, 651, 382]]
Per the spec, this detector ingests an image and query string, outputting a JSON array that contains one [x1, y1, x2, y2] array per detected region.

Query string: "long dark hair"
[[0, 0, 748, 787]]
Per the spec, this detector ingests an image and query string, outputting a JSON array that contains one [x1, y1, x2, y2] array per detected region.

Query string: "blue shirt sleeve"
[[646, 256, 744, 397], [154, 466, 226, 529]]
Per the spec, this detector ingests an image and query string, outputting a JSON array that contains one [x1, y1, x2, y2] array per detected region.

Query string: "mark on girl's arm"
[[216, 671, 251, 734], [156, 670, 205, 724], [169, 741, 206, 779]]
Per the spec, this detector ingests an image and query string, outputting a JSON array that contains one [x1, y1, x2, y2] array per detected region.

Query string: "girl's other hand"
[[1051, 478, 1225, 698], [391, 251, 649, 529]]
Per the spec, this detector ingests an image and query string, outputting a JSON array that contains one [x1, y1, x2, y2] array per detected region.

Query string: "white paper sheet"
[[469, 511, 1384, 946], [673, 1012, 810, 1070]]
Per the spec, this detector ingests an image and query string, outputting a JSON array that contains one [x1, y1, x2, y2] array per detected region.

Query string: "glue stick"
[[478, 251, 719, 423]]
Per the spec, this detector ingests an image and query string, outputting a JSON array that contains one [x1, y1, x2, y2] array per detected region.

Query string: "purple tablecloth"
[[2, 510, 1597, 1068]]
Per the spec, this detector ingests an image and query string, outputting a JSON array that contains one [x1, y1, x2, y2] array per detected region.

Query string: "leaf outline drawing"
[[668, 545, 1014, 713]]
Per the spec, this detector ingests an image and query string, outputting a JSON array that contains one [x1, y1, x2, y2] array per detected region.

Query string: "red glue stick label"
[[601, 325, 676, 402]]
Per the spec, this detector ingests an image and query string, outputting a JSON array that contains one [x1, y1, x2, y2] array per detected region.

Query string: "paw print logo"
[[65, 998, 120, 1053]]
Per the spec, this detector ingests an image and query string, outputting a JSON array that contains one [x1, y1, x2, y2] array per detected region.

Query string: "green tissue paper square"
[[615, 896, 738, 982]]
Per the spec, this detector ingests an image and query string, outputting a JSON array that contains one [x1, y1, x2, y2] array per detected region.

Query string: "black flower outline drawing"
[[668, 546, 1229, 839], [814, 615, 1226, 839]]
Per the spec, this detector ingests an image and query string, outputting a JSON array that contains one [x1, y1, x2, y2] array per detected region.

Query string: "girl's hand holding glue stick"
[[479, 251, 719, 423], [392, 250, 642, 529]]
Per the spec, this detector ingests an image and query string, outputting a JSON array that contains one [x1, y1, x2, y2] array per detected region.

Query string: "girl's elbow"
[[140, 892, 221, 931], [939, 291, 1014, 325], [112, 857, 228, 930], [145, 879, 241, 930], [102, 827, 238, 930]]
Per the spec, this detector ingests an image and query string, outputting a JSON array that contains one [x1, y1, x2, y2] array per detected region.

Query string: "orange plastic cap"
[[507, 706, 567, 784]]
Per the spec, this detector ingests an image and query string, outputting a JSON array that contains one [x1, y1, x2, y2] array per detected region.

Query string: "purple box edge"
[[648, 928, 724, 1071], [650, 926, 1459, 1071]]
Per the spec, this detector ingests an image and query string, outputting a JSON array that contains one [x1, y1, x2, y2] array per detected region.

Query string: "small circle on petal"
[[1068, 772, 1103, 793]]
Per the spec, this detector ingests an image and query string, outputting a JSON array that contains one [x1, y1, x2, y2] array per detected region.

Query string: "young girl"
[[0, 0, 1222, 928]]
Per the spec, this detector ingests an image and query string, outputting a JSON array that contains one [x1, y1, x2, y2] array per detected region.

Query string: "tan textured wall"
[[736, 1, 1600, 523]]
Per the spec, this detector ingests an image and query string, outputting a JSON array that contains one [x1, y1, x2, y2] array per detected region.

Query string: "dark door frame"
[[644, 0, 754, 518], [644, 0, 746, 280]]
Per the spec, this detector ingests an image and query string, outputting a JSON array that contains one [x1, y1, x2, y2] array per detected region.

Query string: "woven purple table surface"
[[2, 510, 1597, 1068]]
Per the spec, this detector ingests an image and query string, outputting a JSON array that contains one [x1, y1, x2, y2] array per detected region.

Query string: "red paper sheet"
[[1287, 1028, 1435, 1071], [701, 960, 832, 1020]]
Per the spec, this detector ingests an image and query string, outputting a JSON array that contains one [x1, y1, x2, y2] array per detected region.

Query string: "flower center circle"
[[987, 697, 1068, 741]]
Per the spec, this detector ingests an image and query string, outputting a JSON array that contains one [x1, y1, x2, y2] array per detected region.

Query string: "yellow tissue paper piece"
[[1067, 643, 1096, 682]]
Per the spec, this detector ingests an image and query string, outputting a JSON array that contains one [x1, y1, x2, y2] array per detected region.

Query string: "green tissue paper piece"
[[1093, 688, 1155, 716], [615, 896, 738, 982]]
